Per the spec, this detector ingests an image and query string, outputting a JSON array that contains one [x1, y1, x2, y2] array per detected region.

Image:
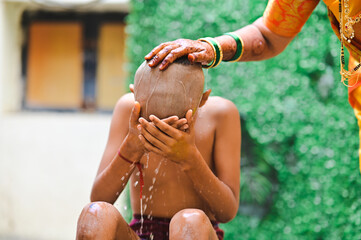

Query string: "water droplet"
[[152, 177, 156, 184], [121, 176, 125, 181], [145, 153, 150, 168], [149, 186, 153, 191], [134, 181, 138, 187]]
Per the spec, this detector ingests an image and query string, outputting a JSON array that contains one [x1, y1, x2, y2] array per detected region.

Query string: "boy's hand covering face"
[[138, 110, 196, 165], [127, 102, 188, 160]]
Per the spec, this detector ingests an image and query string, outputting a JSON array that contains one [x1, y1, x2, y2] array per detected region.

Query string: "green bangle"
[[223, 32, 244, 62], [198, 37, 223, 69]]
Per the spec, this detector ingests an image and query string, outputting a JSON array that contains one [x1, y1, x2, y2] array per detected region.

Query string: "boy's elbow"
[[90, 190, 99, 202], [217, 203, 239, 223], [90, 186, 104, 203]]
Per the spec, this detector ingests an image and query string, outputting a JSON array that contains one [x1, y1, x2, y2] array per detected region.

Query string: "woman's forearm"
[[214, 17, 294, 62]]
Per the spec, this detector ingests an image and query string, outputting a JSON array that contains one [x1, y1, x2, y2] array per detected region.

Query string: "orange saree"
[[263, 0, 361, 172]]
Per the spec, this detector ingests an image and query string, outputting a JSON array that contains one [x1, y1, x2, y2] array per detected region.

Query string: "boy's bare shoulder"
[[203, 96, 239, 117], [114, 93, 135, 113]]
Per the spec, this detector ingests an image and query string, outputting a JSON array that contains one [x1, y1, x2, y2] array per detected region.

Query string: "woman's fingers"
[[145, 42, 171, 61], [159, 47, 191, 70], [145, 39, 214, 70], [188, 50, 213, 65]]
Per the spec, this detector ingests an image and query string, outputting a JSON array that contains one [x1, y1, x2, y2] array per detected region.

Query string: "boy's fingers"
[[185, 110, 194, 133], [149, 115, 181, 139], [130, 102, 141, 126], [172, 118, 187, 128], [180, 124, 189, 131], [139, 118, 173, 144], [138, 135, 164, 156], [162, 116, 179, 125], [139, 125, 168, 151]]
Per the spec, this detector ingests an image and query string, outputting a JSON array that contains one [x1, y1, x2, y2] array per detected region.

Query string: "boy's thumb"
[[130, 101, 141, 124]]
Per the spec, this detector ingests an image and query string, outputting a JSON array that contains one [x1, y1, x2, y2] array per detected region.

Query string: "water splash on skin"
[[145, 153, 150, 169], [177, 169, 186, 203], [183, 212, 201, 218]]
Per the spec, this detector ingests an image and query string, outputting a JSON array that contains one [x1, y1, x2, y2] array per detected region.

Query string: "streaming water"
[[139, 153, 150, 234], [139, 156, 163, 235], [145, 76, 160, 118]]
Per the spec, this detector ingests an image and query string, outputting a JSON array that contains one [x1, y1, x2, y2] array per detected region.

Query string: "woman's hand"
[[144, 39, 214, 70], [138, 110, 196, 167]]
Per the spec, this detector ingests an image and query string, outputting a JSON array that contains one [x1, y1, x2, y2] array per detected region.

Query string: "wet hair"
[[133, 59, 204, 120]]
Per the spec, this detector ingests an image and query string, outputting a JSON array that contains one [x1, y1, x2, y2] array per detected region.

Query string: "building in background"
[[0, 0, 130, 239]]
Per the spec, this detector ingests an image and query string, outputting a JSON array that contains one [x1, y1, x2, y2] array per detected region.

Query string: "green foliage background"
[[126, 0, 361, 239]]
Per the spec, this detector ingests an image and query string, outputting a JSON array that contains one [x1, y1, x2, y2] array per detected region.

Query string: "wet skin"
[[127, 93, 240, 220], [78, 92, 240, 239]]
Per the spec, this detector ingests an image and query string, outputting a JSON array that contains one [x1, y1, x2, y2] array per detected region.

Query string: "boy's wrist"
[[119, 134, 144, 162], [180, 146, 201, 171]]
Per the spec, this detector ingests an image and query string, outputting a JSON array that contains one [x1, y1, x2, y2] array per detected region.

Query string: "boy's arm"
[[90, 93, 188, 203], [91, 94, 144, 203], [139, 100, 241, 222]]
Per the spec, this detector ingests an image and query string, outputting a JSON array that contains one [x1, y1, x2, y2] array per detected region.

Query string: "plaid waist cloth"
[[130, 214, 224, 240]]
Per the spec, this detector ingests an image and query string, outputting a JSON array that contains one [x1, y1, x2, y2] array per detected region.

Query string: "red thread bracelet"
[[118, 149, 144, 199]]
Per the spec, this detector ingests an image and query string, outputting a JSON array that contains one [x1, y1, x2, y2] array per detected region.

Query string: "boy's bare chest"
[[138, 114, 216, 181]]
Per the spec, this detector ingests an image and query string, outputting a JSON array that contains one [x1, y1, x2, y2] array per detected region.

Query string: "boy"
[[76, 58, 240, 240]]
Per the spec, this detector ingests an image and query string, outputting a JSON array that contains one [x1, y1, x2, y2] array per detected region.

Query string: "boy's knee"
[[170, 208, 210, 238], [77, 202, 121, 240], [80, 201, 117, 219], [171, 208, 208, 225]]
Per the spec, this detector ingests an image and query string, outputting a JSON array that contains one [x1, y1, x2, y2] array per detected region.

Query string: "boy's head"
[[133, 57, 208, 120]]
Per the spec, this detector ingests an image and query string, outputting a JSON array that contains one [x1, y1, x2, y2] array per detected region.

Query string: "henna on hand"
[[145, 39, 214, 70]]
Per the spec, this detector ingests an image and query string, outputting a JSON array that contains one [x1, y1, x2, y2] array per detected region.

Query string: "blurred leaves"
[[127, 0, 361, 239]]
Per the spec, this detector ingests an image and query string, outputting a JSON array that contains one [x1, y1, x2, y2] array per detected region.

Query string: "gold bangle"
[[198, 37, 223, 68], [223, 32, 244, 62]]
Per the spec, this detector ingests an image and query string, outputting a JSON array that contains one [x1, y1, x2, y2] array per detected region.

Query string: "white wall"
[[0, 1, 25, 114], [0, 112, 130, 240], [0, 1, 130, 239]]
